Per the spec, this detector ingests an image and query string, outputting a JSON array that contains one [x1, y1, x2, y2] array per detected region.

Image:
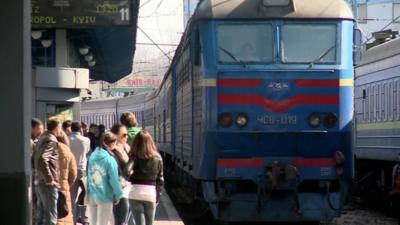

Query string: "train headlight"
[[219, 113, 233, 128], [308, 113, 321, 128], [324, 113, 337, 128], [236, 114, 248, 128]]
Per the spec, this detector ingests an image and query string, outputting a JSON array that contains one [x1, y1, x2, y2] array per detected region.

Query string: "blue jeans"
[[71, 179, 89, 223], [113, 198, 129, 225], [35, 183, 58, 225], [129, 200, 156, 225]]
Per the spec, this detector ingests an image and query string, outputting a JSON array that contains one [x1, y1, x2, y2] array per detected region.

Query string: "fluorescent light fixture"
[[41, 39, 52, 48], [88, 60, 96, 67], [79, 46, 90, 55], [31, 30, 42, 40], [84, 54, 93, 62]]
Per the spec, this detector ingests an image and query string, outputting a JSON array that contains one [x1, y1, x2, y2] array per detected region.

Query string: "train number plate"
[[257, 115, 297, 125]]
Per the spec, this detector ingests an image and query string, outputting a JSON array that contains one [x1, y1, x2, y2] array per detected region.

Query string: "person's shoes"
[[77, 218, 89, 225]]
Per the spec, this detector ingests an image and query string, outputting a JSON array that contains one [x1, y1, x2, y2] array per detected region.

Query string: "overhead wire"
[[362, 15, 400, 44], [139, 0, 154, 8], [137, 26, 173, 61]]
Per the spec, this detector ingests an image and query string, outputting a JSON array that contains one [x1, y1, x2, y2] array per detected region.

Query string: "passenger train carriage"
[[354, 37, 400, 202], [82, 0, 358, 222]]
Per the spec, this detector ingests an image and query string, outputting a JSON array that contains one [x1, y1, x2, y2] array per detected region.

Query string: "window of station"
[[217, 23, 274, 64], [358, 4, 367, 23], [32, 29, 56, 67], [393, 3, 400, 23], [281, 24, 337, 64]]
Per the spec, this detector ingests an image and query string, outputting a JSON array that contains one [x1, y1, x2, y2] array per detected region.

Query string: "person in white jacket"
[[69, 121, 90, 224]]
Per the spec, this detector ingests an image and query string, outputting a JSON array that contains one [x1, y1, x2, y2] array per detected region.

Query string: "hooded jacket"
[[127, 127, 141, 146], [87, 147, 123, 202]]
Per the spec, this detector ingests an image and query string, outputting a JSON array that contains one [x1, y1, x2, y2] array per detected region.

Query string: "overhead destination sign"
[[31, 0, 132, 28]]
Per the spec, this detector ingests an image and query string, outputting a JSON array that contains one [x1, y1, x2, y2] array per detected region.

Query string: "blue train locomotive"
[[82, 0, 358, 222]]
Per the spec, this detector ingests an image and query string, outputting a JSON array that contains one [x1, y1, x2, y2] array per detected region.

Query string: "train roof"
[[192, 0, 354, 21], [358, 37, 400, 66]]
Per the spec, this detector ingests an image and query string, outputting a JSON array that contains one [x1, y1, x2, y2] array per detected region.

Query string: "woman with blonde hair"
[[128, 130, 164, 225], [56, 130, 78, 225]]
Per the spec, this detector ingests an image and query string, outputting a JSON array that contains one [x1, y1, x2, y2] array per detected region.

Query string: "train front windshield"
[[216, 22, 338, 65], [217, 23, 274, 63], [281, 24, 337, 63]]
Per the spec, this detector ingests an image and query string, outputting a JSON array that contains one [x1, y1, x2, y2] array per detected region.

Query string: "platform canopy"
[[68, 26, 138, 83], [32, 0, 140, 83]]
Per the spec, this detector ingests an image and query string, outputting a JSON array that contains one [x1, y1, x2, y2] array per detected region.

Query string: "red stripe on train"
[[218, 94, 338, 113], [217, 158, 264, 168], [292, 158, 335, 167], [294, 79, 339, 87], [218, 78, 262, 87]]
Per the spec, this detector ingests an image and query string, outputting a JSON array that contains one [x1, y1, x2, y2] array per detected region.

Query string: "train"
[[354, 34, 400, 204], [81, 0, 358, 222]]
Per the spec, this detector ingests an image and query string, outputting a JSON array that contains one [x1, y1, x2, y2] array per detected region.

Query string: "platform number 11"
[[120, 8, 130, 21]]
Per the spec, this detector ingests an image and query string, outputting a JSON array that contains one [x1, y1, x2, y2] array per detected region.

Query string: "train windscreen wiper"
[[219, 47, 247, 68], [307, 44, 337, 69]]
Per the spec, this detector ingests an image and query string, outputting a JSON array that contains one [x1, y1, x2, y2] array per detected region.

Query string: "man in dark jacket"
[[88, 123, 98, 152], [34, 117, 61, 225]]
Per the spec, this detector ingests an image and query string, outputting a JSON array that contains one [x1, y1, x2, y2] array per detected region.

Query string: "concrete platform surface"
[[76, 188, 184, 225], [154, 188, 184, 225]]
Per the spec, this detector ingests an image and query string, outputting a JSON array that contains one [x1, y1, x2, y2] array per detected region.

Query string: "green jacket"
[[127, 127, 141, 146]]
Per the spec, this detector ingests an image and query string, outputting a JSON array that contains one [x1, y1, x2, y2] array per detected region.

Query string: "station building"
[[31, 1, 139, 122], [356, 0, 400, 39]]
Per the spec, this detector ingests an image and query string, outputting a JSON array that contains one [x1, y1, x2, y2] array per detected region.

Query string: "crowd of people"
[[31, 112, 164, 225]]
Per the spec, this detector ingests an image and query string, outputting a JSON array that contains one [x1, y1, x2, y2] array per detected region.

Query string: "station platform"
[[83, 187, 185, 225], [154, 188, 184, 225]]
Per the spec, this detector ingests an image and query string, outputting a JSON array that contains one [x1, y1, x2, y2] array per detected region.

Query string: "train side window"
[[371, 85, 375, 122], [163, 110, 166, 143], [388, 82, 393, 121], [382, 83, 387, 122], [191, 26, 201, 66], [158, 114, 161, 143], [363, 88, 367, 122], [154, 115, 157, 142], [376, 84, 380, 122], [397, 80, 400, 120]]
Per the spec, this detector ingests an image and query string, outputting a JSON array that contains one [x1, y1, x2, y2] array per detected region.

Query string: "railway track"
[[164, 181, 398, 225]]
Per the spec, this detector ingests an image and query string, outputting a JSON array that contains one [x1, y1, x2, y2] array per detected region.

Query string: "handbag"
[[57, 191, 69, 219]]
